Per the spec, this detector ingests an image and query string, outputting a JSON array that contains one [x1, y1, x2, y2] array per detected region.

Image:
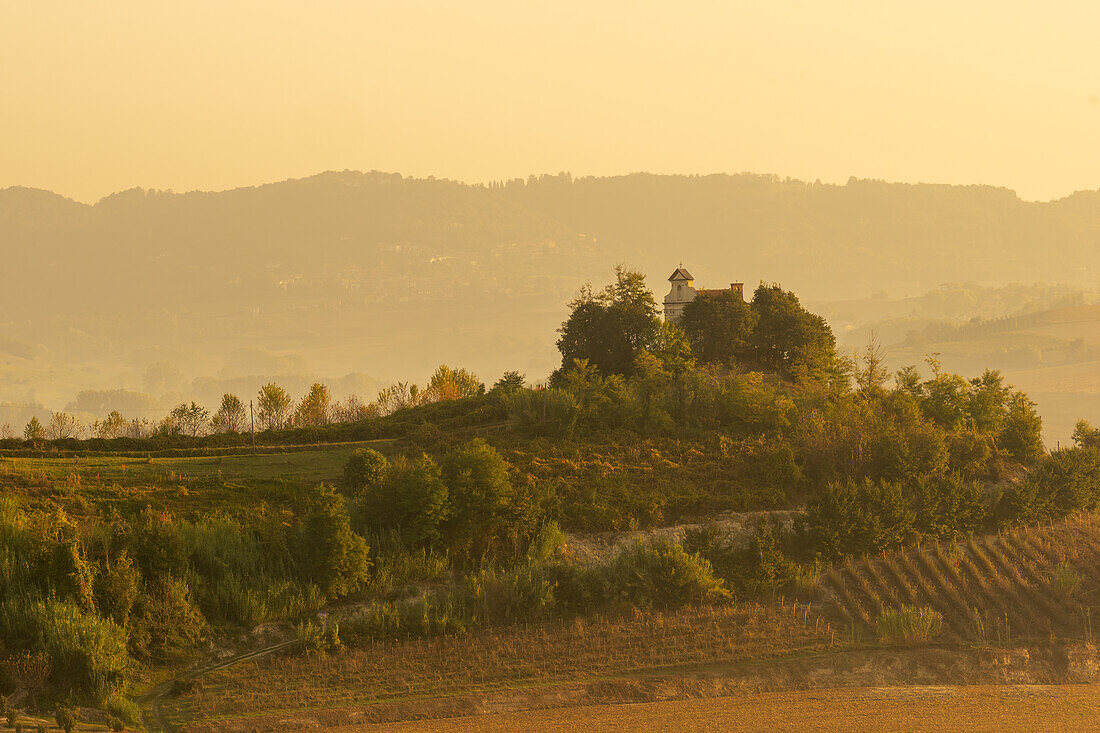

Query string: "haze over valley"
[[4, 170, 1100, 443]]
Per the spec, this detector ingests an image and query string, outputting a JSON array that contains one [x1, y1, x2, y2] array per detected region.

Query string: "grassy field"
[[352, 684, 1100, 732], [0, 441, 389, 516]]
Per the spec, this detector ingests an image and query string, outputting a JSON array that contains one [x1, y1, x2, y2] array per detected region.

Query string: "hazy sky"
[[3, 1, 1099, 203]]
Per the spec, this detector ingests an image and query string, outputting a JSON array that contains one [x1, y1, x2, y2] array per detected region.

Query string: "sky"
[[2, 0, 1099, 203]]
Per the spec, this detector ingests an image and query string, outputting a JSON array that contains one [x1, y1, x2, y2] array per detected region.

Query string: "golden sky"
[[3, 1, 1099, 203]]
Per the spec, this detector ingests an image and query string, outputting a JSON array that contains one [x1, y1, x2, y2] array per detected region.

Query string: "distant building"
[[663, 266, 744, 323]]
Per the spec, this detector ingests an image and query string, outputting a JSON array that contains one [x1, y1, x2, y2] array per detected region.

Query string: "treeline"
[[2, 365, 485, 449]]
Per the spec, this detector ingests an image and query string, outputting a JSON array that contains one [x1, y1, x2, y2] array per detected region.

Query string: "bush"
[[296, 618, 342, 656], [876, 605, 943, 646], [360, 456, 449, 547], [1052, 562, 1082, 599], [685, 520, 800, 598], [0, 597, 128, 704], [506, 387, 579, 436], [805, 478, 916, 558], [295, 485, 371, 598], [1, 650, 50, 707], [343, 448, 388, 500], [54, 707, 75, 733], [995, 447, 1100, 524], [104, 692, 143, 727], [602, 540, 730, 610], [130, 575, 206, 661], [94, 553, 141, 627], [441, 439, 538, 559]]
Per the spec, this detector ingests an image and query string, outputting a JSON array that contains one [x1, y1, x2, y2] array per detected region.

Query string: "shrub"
[[295, 485, 371, 598], [1, 650, 50, 707], [684, 520, 801, 599], [913, 473, 987, 539], [296, 618, 342, 656], [876, 605, 943, 646], [343, 448, 388, 500], [94, 553, 141, 627], [104, 692, 142, 727], [602, 540, 730, 610], [1052, 562, 1082, 599], [365, 531, 450, 597], [455, 563, 557, 626], [441, 439, 537, 559], [361, 456, 449, 547], [130, 575, 206, 661], [49, 541, 96, 613], [0, 597, 129, 704], [54, 707, 75, 733], [806, 478, 916, 558], [506, 387, 578, 435]]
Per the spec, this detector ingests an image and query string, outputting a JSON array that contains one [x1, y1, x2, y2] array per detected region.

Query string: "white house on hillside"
[[663, 267, 745, 323]]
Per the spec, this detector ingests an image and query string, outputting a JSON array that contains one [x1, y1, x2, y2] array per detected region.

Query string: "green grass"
[[0, 441, 393, 517]]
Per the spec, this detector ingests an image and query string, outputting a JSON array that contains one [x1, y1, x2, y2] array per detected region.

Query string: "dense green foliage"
[[556, 267, 662, 378], [680, 289, 756, 366], [353, 440, 543, 560]]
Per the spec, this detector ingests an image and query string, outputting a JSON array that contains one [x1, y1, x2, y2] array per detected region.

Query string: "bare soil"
[[347, 683, 1100, 732]]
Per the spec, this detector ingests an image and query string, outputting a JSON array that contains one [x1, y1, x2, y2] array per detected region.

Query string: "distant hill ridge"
[[4, 169, 1100, 406], [5, 170, 1100, 313]]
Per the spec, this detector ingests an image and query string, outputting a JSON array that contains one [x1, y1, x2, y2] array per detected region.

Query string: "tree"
[[491, 371, 526, 395], [649, 320, 695, 376], [295, 484, 371, 597], [893, 365, 923, 398], [680, 290, 757, 366], [854, 332, 889, 394], [426, 365, 483, 402], [211, 393, 247, 433], [359, 455, 449, 546], [46, 411, 79, 440], [169, 402, 210, 437], [999, 391, 1044, 465], [557, 267, 661, 377], [750, 283, 839, 383], [440, 439, 522, 557], [1073, 420, 1100, 449], [295, 383, 331, 427], [967, 370, 1011, 434], [256, 383, 293, 430], [343, 448, 388, 500], [94, 552, 141, 627], [130, 575, 206, 661], [806, 478, 916, 558], [373, 382, 421, 416], [23, 417, 43, 442], [919, 356, 970, 430], [332, 394, 376, 423], [97, 410, 127, 439]]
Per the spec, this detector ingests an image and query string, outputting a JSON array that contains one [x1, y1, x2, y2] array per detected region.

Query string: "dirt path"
[[350, 684, 1100, 732], [565, 509, 803, 563]]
